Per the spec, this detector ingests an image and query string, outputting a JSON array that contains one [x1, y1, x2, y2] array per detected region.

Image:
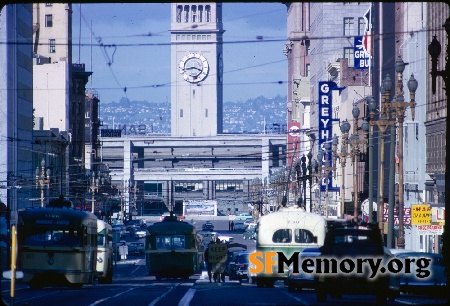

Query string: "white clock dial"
[[179, 53, 209, 83]]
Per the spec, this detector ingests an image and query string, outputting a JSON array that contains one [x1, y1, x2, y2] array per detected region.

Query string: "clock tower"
[[170, 3, 224, 136]]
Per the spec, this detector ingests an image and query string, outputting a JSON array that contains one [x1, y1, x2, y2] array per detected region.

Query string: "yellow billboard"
[[411, 204, 431, 225]]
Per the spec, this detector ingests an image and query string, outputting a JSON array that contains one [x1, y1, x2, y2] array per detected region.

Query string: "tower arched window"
[[192, 5, 197, 23], [205, 5, 211, 22], [198, 6, 203, 22], [176, 5, 182, 23], [184, 5, 189, 23]]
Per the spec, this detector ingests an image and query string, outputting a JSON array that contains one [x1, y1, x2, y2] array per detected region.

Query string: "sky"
[[71, 3, 288, 104]]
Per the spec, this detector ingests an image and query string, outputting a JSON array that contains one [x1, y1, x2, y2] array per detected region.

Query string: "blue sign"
[[354, 36, 370, 70], [318, 82, 340, 192]]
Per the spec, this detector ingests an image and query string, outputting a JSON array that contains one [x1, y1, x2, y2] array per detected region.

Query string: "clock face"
[[179, 53, 209, 83]]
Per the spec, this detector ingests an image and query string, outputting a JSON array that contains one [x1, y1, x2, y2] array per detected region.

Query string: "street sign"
[[431, 207, 445, 225], [411, 204, 431, 225], [417, 225, 444, 235]]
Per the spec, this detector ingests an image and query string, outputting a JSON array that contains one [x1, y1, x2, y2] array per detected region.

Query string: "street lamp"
[[296, 153, 313, 211], [89, 171, 99, 214], [367, 95, 377, 223], [390, 55, 418, 249], [370, 75, 396, 240], [337, 119, 351, 219], [428, 12, 450, 292], [347, 104, 369, 222], [318, 142, 332, 218], [36, 158, 51, 207]]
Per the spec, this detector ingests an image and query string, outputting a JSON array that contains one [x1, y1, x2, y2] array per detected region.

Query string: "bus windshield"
[[24, 229, 80, 247]]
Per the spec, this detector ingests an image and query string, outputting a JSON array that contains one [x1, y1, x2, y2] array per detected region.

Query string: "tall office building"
[[0, 4, 34, 218]]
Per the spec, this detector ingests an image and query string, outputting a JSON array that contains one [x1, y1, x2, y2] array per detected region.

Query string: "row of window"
[[176, 5, 211, 23], [343, 17, 366, 37], [175, 34, 212, 41]]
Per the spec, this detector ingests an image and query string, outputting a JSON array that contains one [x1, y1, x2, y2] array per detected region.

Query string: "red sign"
[[383, 207, 411, 226]]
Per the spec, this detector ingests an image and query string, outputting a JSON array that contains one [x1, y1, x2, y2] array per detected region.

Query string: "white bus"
[[252, 206, 327, 288], [96, 220, 113, 284]]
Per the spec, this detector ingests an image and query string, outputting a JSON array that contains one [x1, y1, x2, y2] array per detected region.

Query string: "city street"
[[1, 220, 447, 306]]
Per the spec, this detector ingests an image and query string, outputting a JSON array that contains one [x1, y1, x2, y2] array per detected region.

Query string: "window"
[[343, 17, 354, 36], [294, 229, 315, 243], [49, 39, 56, 53], [358, 17, 365, 36], [205, 5, 211, 22], [205, 109, 208, 117], [180, 109, 183, 117], [306, 64, 311, 77], [183, 5, 189, 23], [198, 6, 203, 22], [344, 47, 354, 67], [176, 5, 182, 23], [45, 14, 53, 27], [272, 229, 292, 243], [192, 5, 197, 23], [45, 3, 52, 6]]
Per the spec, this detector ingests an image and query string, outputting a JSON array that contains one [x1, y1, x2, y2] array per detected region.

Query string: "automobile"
[[202, 221, 214, 231], [134, 229, 147, 239], [235, 213, 252, 221], [233, 222, 246, 231], [316, 224, 390, 304], [228, 252, 251, 283], [287, 247, 321, 292], [243, 225, 256, 240], [217, 235, 234, 244], [393, 251, 447, 297], [244, 218, 254, 227], [221, 244, 247, 280], [128, 242, 145, 255]]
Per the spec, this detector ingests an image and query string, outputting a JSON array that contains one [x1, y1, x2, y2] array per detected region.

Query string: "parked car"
[[233, 222, 246, 231], [134, 229, 147, 239], [393, 251, 447, 297], [228, 252, 251, 283], [217, 235, 234, 244], [235, 213, 252, 221], [244, 218, 254, 227], [223, 244, 247, 280], [316, 224, 390, 304], [287, 247, 321, 292], [128, 242, 145, 255], [202, 221, 214, 231], [243, 226, 256, 240]]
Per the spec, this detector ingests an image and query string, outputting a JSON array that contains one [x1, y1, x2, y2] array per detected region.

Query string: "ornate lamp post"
[[318, 142, 333, 218], [390, 55, 418, 249], [296, 153, 313, 211], [36, 159, 51, 207], [89, 171, 99, 214], [371, 74, 396, 239], [346, 104, 369, 222], [428, 13, 449, 275], [337, 120, 351, 218], [367, 95, 377, 223]]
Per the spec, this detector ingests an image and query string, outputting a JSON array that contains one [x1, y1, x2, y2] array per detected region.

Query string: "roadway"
[[1, 220, 447, 306]]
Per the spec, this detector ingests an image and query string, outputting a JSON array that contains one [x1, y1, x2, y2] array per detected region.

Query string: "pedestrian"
[[204, 243, 212, 282], [213, 238, 223, 283], [228, 220, 231, 231], [231, 220, 234, 231]]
